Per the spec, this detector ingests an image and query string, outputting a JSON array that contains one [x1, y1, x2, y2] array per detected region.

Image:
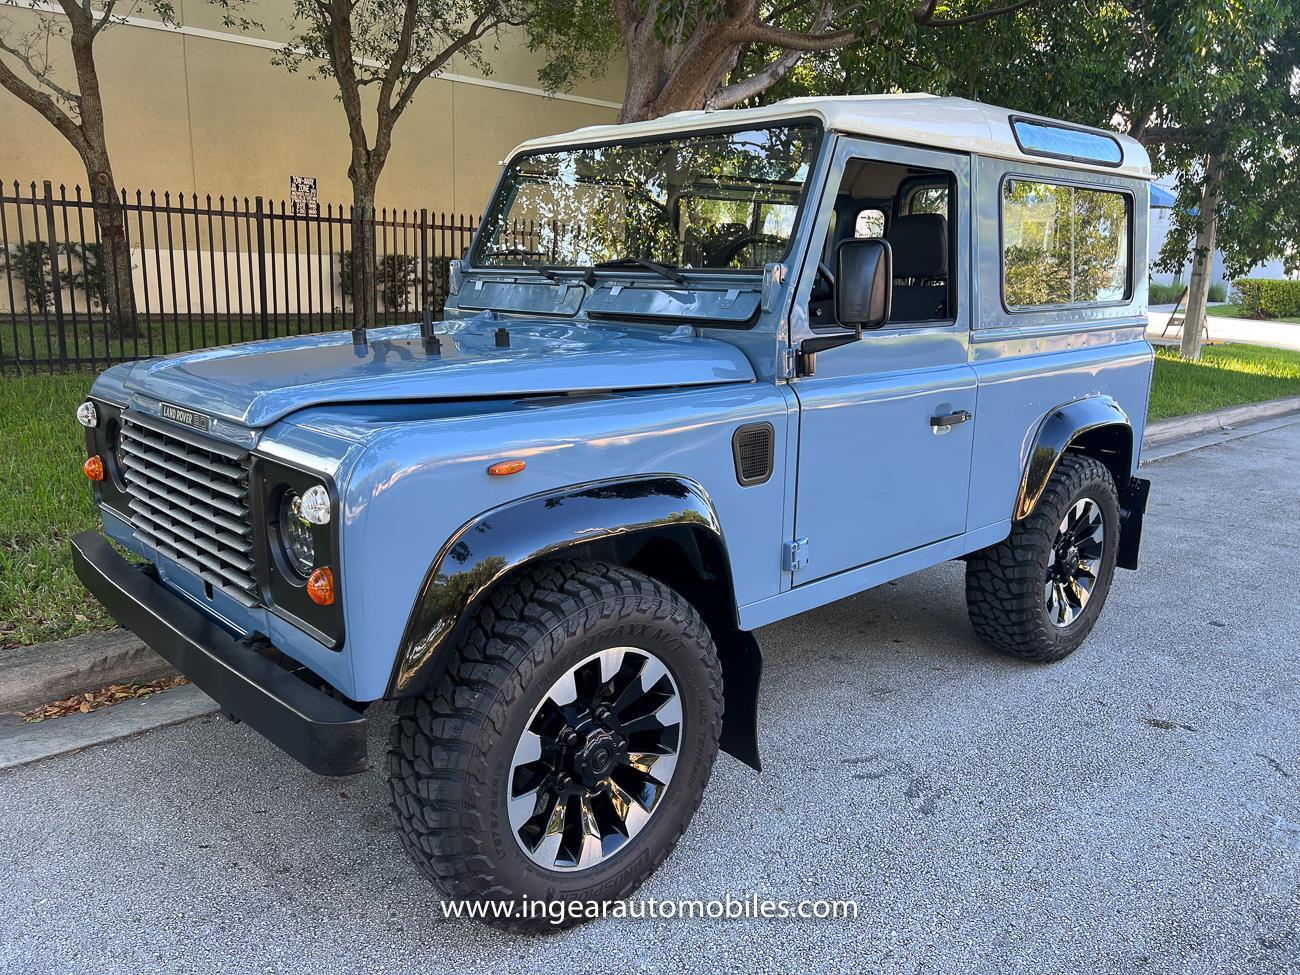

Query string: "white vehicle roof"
[[512, 94, 1152, 180]]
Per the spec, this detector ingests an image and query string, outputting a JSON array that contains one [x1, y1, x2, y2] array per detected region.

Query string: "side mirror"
[[835, 237, 892, 329], [795, 238, 893, 378]]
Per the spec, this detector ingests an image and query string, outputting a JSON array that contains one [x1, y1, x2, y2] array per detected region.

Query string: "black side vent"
[[732, 422, 775, 487]]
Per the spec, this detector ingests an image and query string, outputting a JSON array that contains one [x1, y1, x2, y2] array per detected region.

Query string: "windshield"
[[474, 122, 821, 274]]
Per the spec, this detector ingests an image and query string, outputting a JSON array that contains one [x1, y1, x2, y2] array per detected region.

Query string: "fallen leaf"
[[21, 676, 190, 722]]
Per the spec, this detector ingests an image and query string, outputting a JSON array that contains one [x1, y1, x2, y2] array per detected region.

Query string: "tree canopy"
[[528, 0, 1043, 122]]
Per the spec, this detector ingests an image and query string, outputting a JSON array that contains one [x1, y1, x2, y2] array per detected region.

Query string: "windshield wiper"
[[589, 257, 686, 285], [482, 247, 562, 284]]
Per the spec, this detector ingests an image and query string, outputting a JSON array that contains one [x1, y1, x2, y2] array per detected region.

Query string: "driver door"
[[790, 137, 976, 584]]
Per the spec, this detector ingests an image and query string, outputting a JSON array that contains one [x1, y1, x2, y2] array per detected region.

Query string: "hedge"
[[1148, 280, 1227, 305], [1233, 279, 1300, 319]]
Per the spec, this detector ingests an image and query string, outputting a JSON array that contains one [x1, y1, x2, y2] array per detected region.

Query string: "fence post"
[[254, 195, 270, 340], [419, 207, 429, 318], [42, 180, 70, 369]]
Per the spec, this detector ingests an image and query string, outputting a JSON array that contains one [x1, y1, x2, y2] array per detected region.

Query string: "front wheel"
[[387, 561, 722, 928], [966, 453, 1120, 662]]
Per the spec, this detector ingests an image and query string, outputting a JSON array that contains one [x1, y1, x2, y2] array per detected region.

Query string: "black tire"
[[966, 453, 1120, 662], [387, 560, 723, 929]]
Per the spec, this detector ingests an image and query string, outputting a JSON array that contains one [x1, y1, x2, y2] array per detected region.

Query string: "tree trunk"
[[1180, 152, 1225, 361], [617, 17, 746, 122], [71, 13, 137, 337], [83, 156, 137, 338], [618, 31, 667, 122], [348, 166, 379, 331]]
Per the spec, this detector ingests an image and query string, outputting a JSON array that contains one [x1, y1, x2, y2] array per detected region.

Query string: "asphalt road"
[[3, 423, 1298, 975]]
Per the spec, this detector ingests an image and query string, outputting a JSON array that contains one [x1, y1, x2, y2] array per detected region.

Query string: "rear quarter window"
[[1001, 179, 1131, 308]]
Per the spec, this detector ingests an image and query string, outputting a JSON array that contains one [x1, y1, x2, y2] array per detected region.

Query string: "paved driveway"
[[2, 424, 1298, 975], [1148, 307, 1300, 352]]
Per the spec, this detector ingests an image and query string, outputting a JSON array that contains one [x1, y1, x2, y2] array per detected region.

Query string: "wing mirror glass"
[[835, 237, 892, 329]]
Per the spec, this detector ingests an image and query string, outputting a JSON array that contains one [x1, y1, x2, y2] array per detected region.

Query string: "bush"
[[1232, 279, 1300, 319], [1148, 280, 1186, 305], [1149, 280, 1228, 306], [378, 253, 418, 311], [1, 242, 53, 311], [62, 242, 111, 309]]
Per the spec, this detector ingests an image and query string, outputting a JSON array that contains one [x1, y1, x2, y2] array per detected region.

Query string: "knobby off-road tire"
[[387, 560, 723, 929], [966, 453, 1121, 662]]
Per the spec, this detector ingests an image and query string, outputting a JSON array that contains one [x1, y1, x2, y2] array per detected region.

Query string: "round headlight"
[[76, 401, 98, 428], [278, 490, 316, 578], [297, 484, 332, 525]]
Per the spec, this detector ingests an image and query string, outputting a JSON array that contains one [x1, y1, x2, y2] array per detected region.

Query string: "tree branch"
[[375, 0, 418, 119], [914, 0, 1038, 27], [714, 0, 838, 107], [0, 47, 86, 151], [390, 4, 505, 121], [0, 33, 81, 107], [1138, 125, 1206, 146], [710, 44, 804, 108], [739, 19, 856, 52], [89, 0, 119, 38]]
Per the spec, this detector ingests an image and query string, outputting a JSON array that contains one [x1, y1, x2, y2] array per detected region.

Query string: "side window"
[[1002, 179, 1131, 308], [815, 158, 957, 328], [906, 186, 948, 216], [854, 207, 886, 238]]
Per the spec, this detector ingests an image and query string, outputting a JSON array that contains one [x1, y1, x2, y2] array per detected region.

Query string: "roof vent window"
[[1011, 119, 1123, 167]]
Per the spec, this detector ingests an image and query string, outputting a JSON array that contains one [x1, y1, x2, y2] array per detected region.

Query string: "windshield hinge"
[[781, 346, 796, 380], [448, 259, 463, 296], [783, 537, 810, 572], [762, 262, 787, 313]]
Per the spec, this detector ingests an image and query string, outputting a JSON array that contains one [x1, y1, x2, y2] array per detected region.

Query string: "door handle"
[[930, 409, 972, 434]]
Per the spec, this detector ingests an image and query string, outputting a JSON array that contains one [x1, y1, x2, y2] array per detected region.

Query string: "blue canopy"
[[1149, 183, 1178, 209]]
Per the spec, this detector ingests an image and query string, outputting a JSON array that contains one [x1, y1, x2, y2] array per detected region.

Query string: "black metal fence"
[[0, 179, 486, 374]]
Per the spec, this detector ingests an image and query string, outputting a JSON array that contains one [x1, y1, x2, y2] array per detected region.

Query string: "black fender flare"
[[386, 475, 764, 771], [1015, 395, 1133, 521]]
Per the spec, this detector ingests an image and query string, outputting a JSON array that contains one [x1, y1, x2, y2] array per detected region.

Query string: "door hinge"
[[783, 537, 810, 571]]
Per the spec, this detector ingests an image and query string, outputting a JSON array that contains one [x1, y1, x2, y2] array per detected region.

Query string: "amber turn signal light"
[[307, 566, 335, 606], [487, 459, 526, 476], [83, 455, 105, 482]]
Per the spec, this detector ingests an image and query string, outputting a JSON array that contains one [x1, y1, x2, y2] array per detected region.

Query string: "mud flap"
[[715, 628, 763, 772]]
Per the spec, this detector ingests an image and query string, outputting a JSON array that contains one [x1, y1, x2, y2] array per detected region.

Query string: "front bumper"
[[71, 531, 368, 776]]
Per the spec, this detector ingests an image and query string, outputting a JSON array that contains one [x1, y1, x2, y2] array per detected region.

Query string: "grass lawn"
[[0, 372, 113, 648], [3, 341, 1300, 649], [1150, 343, 1300, 421], [1206, 303, 1300, 325]]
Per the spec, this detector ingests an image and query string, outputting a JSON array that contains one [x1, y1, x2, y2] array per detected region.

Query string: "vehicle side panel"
[[965, 153, 1153, 531], [326, 382, 792, 701], [967, 331, 1153, 530]]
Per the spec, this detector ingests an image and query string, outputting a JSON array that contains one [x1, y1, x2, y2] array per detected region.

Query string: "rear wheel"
[[387, 560, 722, 928], [966, 454, 1120, 662]]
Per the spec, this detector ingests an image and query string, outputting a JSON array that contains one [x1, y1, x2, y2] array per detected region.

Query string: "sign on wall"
[[290, 176, 319, 216]]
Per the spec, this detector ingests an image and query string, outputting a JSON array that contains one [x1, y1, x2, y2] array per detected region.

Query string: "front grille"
[[119, 414, 259, 606]]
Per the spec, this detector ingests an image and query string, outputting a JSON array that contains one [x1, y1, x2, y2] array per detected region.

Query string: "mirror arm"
[[796, 323, 862, 378]]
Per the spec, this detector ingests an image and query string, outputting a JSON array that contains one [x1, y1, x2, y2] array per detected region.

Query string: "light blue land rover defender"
[[73, 95, 1153, 918]]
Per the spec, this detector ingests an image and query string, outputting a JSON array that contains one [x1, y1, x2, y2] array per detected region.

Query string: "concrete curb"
[[0, 684, 218, 772], [0, 630, 174, 713], [1143, 394, 1300, 448]]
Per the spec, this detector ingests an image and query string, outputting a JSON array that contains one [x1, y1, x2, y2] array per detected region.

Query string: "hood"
[[121, 320, 756, 428]]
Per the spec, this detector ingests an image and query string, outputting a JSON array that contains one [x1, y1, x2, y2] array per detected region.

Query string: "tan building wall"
[[0, 0, 625, 214]]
